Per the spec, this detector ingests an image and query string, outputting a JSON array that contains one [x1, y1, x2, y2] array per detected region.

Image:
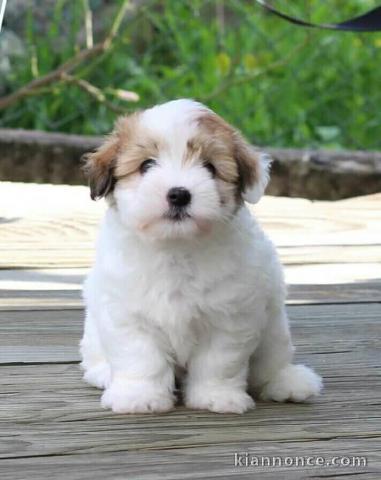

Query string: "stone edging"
[[1, 128, 381, 199]]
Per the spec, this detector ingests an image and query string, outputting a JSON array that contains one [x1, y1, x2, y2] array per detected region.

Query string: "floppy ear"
[[234, 134, 272, 204], [82, 134, 119, 201]]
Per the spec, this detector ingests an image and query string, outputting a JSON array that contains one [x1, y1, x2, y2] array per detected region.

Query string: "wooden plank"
[[279, 245, 381, 264], [1, 183, 381, 268], [0, 268, 86, 291], [1, 280, 381, 311], [1, 265, 381, 311], [0, 289, 81, 310], [0, 445, 379, 480], [0, 308, 81, 364], [0, 440, 379, 478], [0, 452, 379, 480], [0, 364, 379, 434], [253, 194, 381, 247], [0, 268, 83, 310], [2, 244, 381, 269], [0, 303, 380, 366], [0, 364, 379, 476], [0, 246, 95, 269], [1, 364, 380, 422], [287, 282, 381, 305], [285, 263, 381, 286]]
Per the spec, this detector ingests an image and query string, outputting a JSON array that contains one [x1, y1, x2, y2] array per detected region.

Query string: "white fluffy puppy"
[[80, 99, 322, 414]]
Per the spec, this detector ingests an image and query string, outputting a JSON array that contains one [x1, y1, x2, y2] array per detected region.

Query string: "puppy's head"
[[84, 99, 271, 240]]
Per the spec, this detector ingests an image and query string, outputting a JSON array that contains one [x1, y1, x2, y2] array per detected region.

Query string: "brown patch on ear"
[[82, 114, 141, 200], [193, 113, 239, 184], [82, 136, 118, 200], [233, 132, 261, 196], [195, 112, 262, 202]]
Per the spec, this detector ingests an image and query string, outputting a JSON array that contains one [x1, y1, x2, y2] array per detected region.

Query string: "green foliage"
[[1, 0, 381, 149]]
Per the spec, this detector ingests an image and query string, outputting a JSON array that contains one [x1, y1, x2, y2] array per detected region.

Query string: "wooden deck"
[[0, 182, 380, 479]]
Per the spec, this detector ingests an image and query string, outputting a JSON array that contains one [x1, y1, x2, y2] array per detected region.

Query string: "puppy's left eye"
[[204, 162, 216, 177], [140, 159, 157, 174]]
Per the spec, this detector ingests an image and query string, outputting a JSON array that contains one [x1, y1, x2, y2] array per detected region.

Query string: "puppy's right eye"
[[140, 159, 157, 174], [204, 162, 216, 177]]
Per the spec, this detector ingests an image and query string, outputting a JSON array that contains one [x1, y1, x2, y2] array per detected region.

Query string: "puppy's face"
[[84, 99, 270, 240]]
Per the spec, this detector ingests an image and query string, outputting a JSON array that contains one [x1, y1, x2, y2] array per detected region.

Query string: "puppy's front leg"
[[185, 328, 255, 414], [101, 325, 175, 414]]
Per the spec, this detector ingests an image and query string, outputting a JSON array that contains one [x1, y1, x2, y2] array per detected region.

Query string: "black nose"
[[167, 187, 191, 207]]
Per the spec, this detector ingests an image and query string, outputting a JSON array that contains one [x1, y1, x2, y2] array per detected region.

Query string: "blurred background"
[[1, 0, 381, 151]]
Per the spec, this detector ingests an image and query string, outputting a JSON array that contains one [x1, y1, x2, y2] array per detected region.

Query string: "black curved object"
[[255, 1, 381, 32]]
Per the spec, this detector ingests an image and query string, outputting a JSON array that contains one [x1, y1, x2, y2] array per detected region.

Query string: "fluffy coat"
[[81, 99, 322, 413]]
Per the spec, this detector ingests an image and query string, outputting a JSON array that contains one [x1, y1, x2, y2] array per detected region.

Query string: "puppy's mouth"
[[138, 209, 212, 236], [165, 208, 191, 222], [164, 208, 212, 234]]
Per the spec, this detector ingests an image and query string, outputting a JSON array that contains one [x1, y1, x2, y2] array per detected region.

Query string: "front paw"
[[101, 381, 175, 414], [186, 384, 255, 414], [260, 364, 323, 402], [83, 361, 111, 389]]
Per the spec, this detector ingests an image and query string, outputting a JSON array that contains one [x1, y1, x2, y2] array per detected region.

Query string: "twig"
[[82, 0, 94, 49], [60, 73, 105, 102], [60, 73, 127, 113], [104, 0, 130, 49], [0, 0, 130, 110]]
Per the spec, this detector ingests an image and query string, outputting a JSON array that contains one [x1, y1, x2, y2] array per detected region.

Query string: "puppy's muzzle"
[[166, 187, 191, 221]]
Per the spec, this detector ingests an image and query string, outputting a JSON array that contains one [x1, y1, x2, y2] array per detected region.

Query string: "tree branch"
[[82, 0, 94, 49], [0, 0, 131, 111], [60, 73, 127, 113]]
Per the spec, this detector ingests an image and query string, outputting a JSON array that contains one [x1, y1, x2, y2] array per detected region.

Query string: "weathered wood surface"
[[1, 302, 379, 365], [0, 182, 380, 479], [1, 128, 381, 199], [1, 280, 381, 311]]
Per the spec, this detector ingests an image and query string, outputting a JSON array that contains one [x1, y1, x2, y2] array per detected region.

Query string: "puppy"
[[80, 99, 322, 414]]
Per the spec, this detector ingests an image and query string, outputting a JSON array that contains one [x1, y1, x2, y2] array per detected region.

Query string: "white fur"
[[80, 99, 322, 414]]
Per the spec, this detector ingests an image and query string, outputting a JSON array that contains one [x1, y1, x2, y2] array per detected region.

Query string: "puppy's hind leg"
[[248, 303, 322, 402], [80, 312, 111, 389]]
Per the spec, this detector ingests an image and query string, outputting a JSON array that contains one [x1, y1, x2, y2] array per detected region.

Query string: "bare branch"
[[0, 0, 130, 111], [82, 0, 94, 49], [60, 73, 105, 102], [60, 73, 127, 114], [103, 0, 130, 49]]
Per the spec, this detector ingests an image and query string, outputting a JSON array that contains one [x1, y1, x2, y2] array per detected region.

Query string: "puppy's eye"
[[140, 159, 157, 174], [204, 162, 216, 177]]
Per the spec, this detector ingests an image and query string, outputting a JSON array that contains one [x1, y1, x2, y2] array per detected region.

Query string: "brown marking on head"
[[115, 135, 160, 180], [83, 112, 162, 199], [82, 134, 119, 201], [232, 130, 262, 197], [186, 114, 238, 184], [83, 105, 268, 205], [183, 139, 202, 164], [188, 112, 263, 203]]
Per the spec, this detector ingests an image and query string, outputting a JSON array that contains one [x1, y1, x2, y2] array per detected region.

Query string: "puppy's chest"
[[110, 244, 252, 324], [125, 248, 237, 324], [140, 253, 208, 320]]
